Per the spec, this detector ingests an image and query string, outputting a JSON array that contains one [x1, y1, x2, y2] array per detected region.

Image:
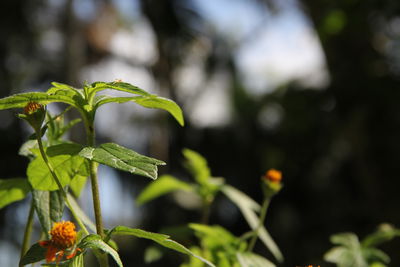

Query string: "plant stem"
[[85, 124, 104, 238], [35, 128, 89, 235], [19, 200, 34, 265], [247, 197, 270, 252], [85, 122, 109, 267], [201, 200, 211, 225]]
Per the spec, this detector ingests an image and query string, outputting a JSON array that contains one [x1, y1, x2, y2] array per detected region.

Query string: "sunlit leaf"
[[0, 178, 31, 209], [94, 94, 184, 126], [0, 92, 77, 110], [79, 143, 165, 180], [90, 81, 149, 96], [105, 226, 215, 267], [136, 175, 193, 205], [78, 234, 122, 267]]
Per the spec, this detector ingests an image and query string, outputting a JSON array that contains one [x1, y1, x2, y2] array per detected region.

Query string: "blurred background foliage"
[[1, 0, 400, 266]]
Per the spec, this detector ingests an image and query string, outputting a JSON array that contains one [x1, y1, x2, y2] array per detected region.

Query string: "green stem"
[[86, 124, 104, 238], [247, 197, 270, 252], [35, 128, 89, 235], [19, 200, 34, 265], [85, 120, 109, 267], [201, 200, 212, 225]]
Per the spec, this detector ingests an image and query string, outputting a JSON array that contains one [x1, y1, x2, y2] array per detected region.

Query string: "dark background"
[[1, 0, 400, 266]]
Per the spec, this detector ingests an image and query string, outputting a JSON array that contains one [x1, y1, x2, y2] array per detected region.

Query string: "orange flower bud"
[[263, 169, 282, 184], [23, 102, 44, 115]]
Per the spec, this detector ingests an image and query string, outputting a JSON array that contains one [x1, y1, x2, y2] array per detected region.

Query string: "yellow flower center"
[[50, 221, 77, 248], [264, 169, 282, 183], [23, 102, 43, 115]]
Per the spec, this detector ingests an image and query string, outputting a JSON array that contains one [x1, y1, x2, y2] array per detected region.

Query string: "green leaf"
[[94, 95, 184, 126], [136, 175, 193, 205], [105, 226, 216, 267], [331, 233, 361, 247], [0, 92, 77, 110], [90, 81, 184, 126], [132, 95, 184, 126], [27, 143, 89, 191], [325, 233, 368, 267], [221, 185, 283, 263], [189, 224, 238, 247], [0, 178, 31, 209], [66, 193, 97, 232], [78, 234, 123, 267], [182, 149, 211, 185], [49, 82, 80, 93], [19, 243, 47, 265], [32, 190, 65, 238], [90, 81, 150, 96], [221, 185, 260, 212], [79, 143, 165, 180], [236, 252, 276, 267]]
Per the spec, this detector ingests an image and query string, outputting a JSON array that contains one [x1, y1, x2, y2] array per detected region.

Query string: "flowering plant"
[[0, 81, 216, 267]]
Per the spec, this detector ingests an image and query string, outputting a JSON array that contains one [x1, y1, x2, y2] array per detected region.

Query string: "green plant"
[[137, 149, 284, 266], [0, 81, 214, 267], [324, 223, 400, 267]]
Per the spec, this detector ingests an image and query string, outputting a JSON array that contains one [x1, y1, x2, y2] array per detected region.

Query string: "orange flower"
[[23, 102, 43, 115], [39, 221, 80, 263], [263, 169, 282, 184]]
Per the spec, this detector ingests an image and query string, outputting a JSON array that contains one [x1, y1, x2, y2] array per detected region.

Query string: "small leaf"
[[78, 234, 123, 267], [0, 178, 31, 209], [105, 226, 215, 267], [79, 143, 165, 180], [32, 190, 65, 238], [182, 149, 211, 185], [19, 243, 46, 265], [136, 175, 193, 205], [236, 252, 276, 267]]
